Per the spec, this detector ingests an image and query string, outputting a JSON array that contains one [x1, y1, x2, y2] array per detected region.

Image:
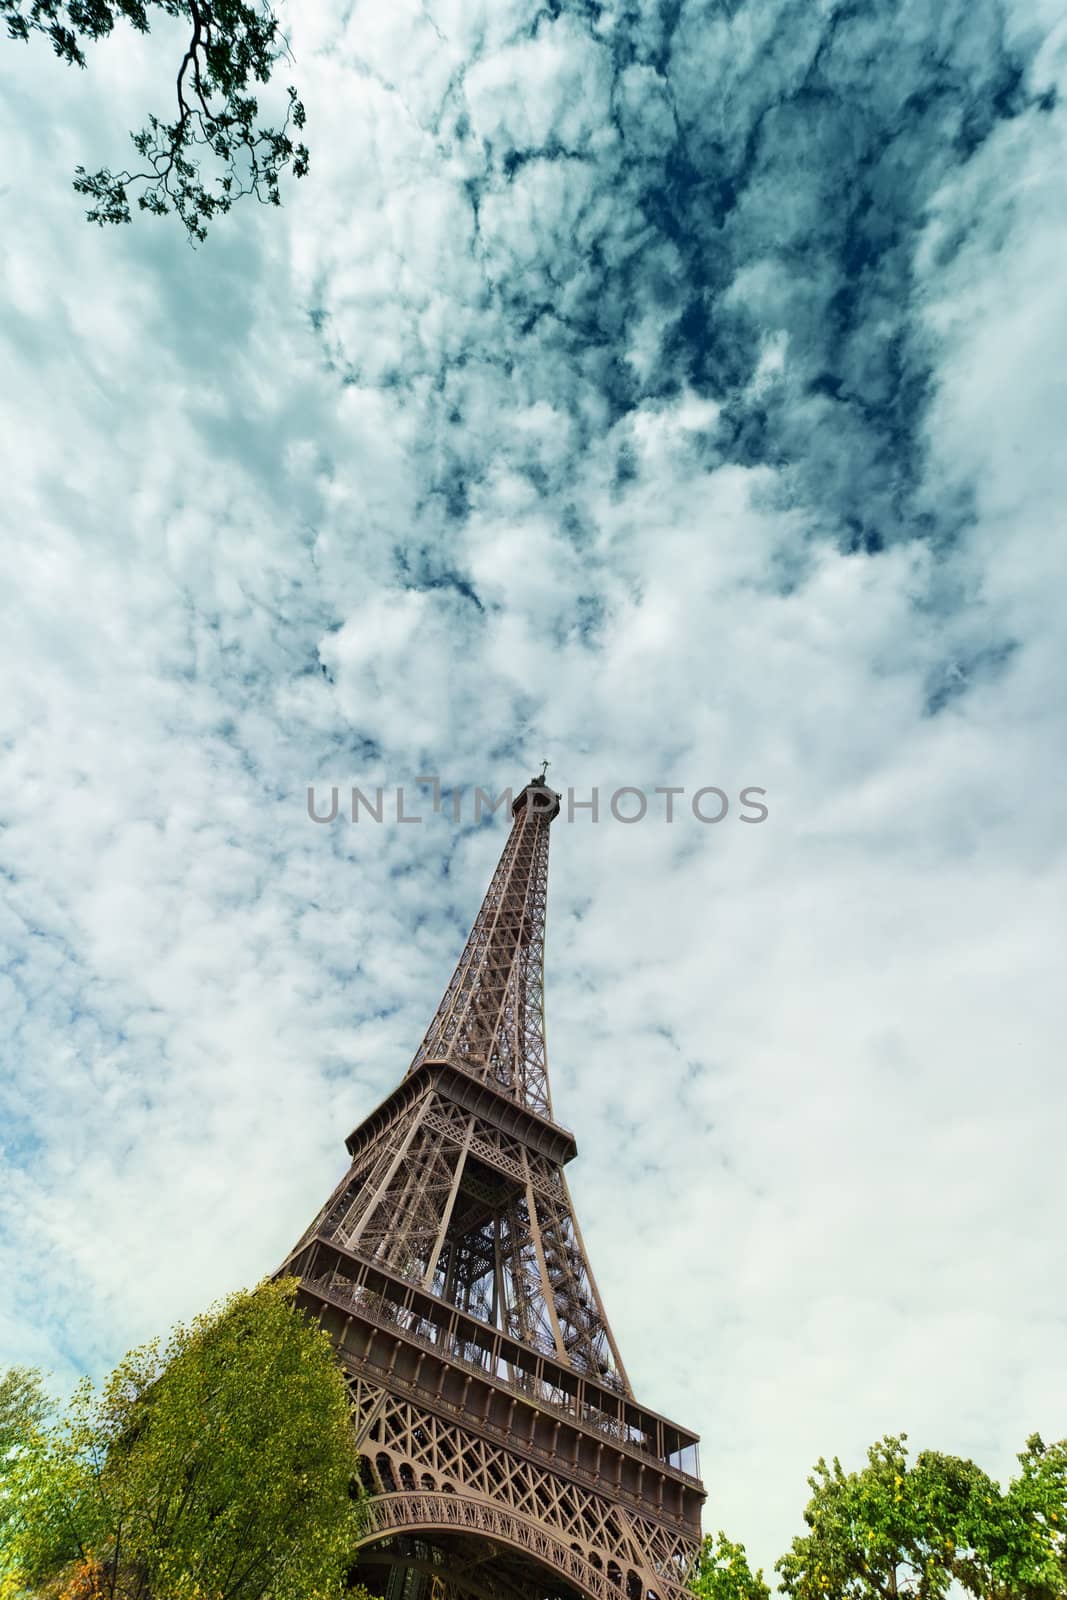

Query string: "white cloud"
[[2, 0, 1066, 1581]]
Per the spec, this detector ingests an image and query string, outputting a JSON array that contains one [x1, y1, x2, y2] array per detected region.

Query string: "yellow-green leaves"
[[1, 1280, 362, 1600], [691, 1531, 771, 1600], [774, 1432, 1067, 1600], [1, 1367, 54, 1583]]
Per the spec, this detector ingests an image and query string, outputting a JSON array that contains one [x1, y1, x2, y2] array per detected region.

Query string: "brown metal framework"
[[282, 778, 705, 1600]]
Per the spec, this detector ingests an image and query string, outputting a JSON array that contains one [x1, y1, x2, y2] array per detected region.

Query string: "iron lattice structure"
[[282, 779, 705, 1600]]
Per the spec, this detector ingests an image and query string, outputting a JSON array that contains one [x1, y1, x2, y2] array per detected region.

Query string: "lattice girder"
[[295, 1075, 629, 1392], [281, 778, 705, 1600], [409, 785, 557, 1115], [350, 1373, 698, 1600]]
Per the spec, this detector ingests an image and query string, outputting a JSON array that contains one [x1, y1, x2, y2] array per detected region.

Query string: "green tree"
[[0, 1366, 49, 1459], [1, 1366, 50, 1563], [775, 1432, 1067, 1600], [690, 1531, 771, 1600], [988, 1434, 1067, 1600], [2, 0, 308, 241], [2, 1279, 361, 1600]]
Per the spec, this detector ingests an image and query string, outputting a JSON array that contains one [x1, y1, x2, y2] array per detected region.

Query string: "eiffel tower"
[[281, 775, 705, 1600]]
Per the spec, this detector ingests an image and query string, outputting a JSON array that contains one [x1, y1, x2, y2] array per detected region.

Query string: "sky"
[[2, 0, 1067, 1580]]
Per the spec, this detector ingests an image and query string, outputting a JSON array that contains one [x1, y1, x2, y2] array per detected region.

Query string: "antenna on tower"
[[538, 757, 550, 783]]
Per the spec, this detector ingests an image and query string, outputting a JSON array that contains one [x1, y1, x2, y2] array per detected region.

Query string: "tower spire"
[[408, 775, 560, 1118]]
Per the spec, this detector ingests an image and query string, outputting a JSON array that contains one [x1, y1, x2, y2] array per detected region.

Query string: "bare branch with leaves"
[[3, 0, 308, 241]]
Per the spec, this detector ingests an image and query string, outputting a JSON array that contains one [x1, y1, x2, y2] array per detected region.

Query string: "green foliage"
[[0, 1367, 49, 1460], [774, 1432, 1067, 1600], [1, 1279, 361, 1600], [998, 1434, 1067, 1599], [691, 1531, 771, 1600], [1, 1366, 51, 1562], [2, 0, 308, 240]]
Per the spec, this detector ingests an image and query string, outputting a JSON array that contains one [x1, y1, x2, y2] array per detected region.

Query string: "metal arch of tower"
[[281, 776, 706, 1600]]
